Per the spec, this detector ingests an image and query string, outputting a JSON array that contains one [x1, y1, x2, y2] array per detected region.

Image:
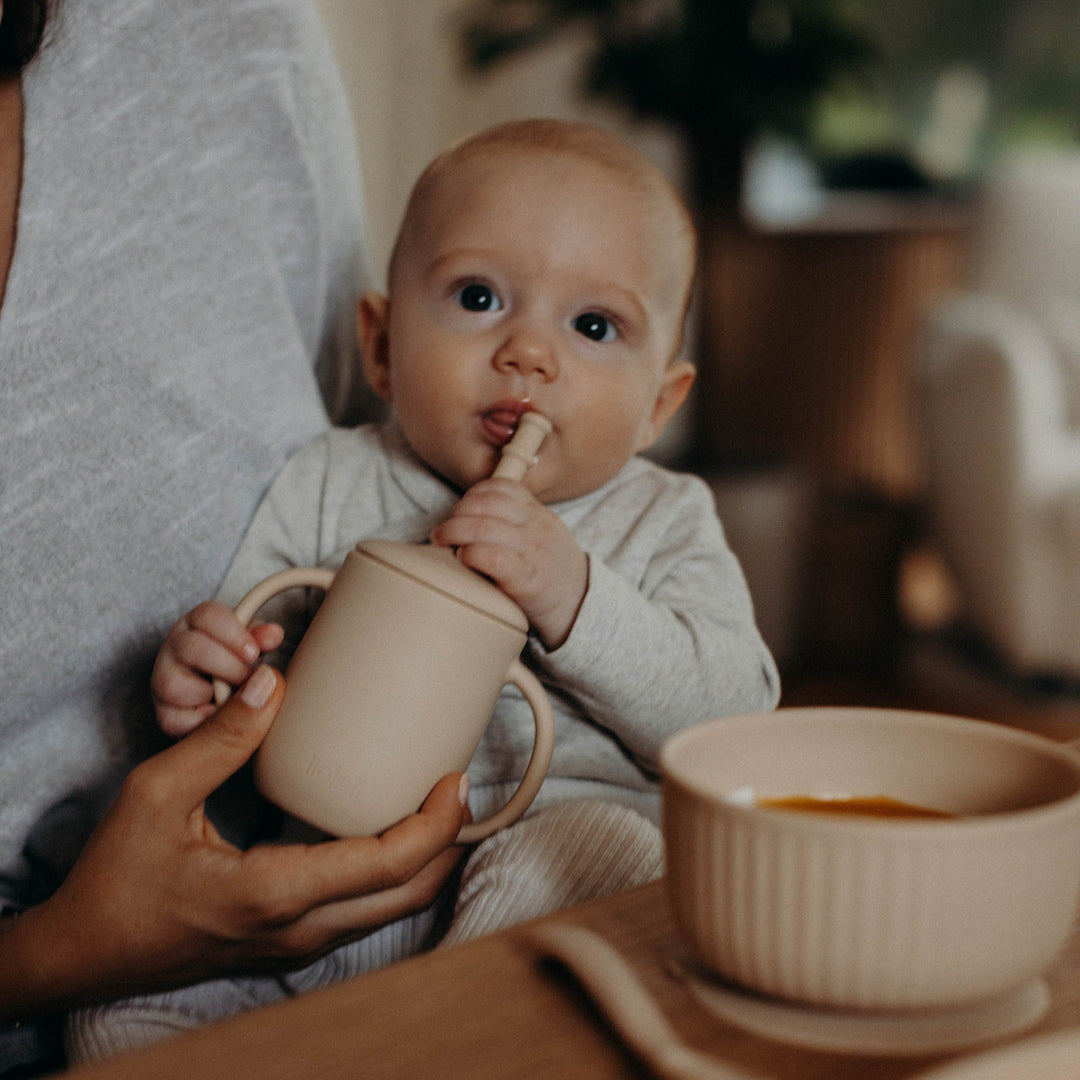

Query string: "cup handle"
[[456, 659, 555, 844], [212, 566, 337, 706]]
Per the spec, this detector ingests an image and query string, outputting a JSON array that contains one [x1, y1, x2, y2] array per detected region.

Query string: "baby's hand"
[[151, 601, 284, 738], [430, 479, 588, 650]]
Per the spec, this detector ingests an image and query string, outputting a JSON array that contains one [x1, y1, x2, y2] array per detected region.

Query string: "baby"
[[69, 118, 779, 1062]]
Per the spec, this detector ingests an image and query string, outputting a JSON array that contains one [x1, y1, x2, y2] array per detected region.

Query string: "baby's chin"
[[423, 448, 500, 493], [516, 467, 583, 506], [535, 462, 628, 505]]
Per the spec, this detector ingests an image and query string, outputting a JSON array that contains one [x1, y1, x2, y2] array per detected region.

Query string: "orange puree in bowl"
[[759, 795, 956, 819]]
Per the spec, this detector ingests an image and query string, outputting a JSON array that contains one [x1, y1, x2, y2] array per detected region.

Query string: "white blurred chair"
[[918, 151, 1080, 679]]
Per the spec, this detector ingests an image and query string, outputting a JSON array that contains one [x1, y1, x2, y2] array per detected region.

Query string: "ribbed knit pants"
[[66, 798, 663, 1065]]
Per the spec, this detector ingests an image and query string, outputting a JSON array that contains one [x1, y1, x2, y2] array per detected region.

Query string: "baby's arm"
[[429, 478, 588, 650], [522, 474, 780, 773], [151, 601, 284, 738]]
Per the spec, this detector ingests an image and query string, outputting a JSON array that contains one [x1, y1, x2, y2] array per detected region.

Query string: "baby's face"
[[371, 149, 693, 502]]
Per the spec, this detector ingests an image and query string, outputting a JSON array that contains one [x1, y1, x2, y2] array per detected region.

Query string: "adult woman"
[[0, 1, 466, 1073]]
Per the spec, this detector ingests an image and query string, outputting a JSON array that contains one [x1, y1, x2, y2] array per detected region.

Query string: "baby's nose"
[[492, 328, 558, 381]]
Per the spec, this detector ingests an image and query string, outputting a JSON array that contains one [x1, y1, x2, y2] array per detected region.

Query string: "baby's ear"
[[358, 292, 393, 401], [638, 360, 696, 453]]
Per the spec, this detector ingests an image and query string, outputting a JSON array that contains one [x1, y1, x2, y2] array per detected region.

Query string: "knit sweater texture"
[[0, 0, 366, 906]]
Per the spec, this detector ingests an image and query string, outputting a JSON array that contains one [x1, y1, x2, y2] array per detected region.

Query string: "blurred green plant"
[[813, 0, 1080, 180], [460, 0, 1080, 210], [459, 0, 874, 217]]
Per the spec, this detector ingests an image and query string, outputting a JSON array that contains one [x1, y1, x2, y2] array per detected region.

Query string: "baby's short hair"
[[390, 119, 698, 336]]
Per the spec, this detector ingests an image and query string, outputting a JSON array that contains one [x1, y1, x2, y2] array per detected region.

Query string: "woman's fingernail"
[[241, 641, 259, 663], [240, 665, 275, 708], [458, 774, 470, 807]]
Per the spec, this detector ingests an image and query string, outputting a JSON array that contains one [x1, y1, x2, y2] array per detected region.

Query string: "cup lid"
[[357, 539, 528, 632]]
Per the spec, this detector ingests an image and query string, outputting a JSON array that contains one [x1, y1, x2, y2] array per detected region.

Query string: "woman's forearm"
[[0, 902, 85, 1020]]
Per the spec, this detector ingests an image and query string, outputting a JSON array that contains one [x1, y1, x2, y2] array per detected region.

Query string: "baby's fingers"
[[446, 479, 532, 524], [151, 655, 223, 737], [162, 601, 263, 686], [185, 601, 262, 664], [155, 700, 218, 739], [250, 622, 285, 655]]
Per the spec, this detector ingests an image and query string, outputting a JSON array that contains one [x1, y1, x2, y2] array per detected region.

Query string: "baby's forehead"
[[403, 143, 694, 276], [425, 141, 673, 220]]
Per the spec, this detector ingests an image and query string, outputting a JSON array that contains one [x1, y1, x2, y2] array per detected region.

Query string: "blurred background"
[[314, 0, 1080, 736]]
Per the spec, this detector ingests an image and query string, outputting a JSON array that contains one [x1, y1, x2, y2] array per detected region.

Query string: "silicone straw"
[[491, 411, 552, 481]]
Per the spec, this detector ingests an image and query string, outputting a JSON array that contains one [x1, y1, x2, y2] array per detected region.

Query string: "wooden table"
[[62, 879, 1080, 1080]]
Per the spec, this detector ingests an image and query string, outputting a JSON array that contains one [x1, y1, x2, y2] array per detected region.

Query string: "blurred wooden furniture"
[[689, 198, 972, 677], [65, 878, 1080, 1080], [695, 197, 971, 500]]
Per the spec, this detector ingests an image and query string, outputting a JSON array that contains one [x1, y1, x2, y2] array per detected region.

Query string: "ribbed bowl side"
[[663, 783, 1080, 1009], [666, 790, 943, 1006]]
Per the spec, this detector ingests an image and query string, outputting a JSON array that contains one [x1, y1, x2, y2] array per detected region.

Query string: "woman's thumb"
[[144, 666, 284, 810]]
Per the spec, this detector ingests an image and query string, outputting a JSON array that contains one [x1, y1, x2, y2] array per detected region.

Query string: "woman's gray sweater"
[[0, 0, 366, 906]]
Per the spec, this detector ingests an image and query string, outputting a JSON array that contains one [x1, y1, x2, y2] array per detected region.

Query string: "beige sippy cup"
[[216, 413, 555, 843]]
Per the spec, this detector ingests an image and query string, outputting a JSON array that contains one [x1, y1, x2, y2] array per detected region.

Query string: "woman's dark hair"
[[0, 0, 54, 72]]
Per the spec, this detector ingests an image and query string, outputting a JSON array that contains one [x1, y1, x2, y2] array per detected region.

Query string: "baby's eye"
[[456, 283, 502, 313], [573, 312, 616, 343]]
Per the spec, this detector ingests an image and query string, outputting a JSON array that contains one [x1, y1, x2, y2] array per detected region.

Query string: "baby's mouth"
[[480, 402, 533, 447]]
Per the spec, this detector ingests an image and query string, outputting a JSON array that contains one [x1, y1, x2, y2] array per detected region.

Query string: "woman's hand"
[[0, 667, 469, 1019], [430, 478, 588, 650]]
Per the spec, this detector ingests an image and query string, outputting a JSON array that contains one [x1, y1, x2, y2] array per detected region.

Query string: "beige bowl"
[[660, 707, 1080, 1010]]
